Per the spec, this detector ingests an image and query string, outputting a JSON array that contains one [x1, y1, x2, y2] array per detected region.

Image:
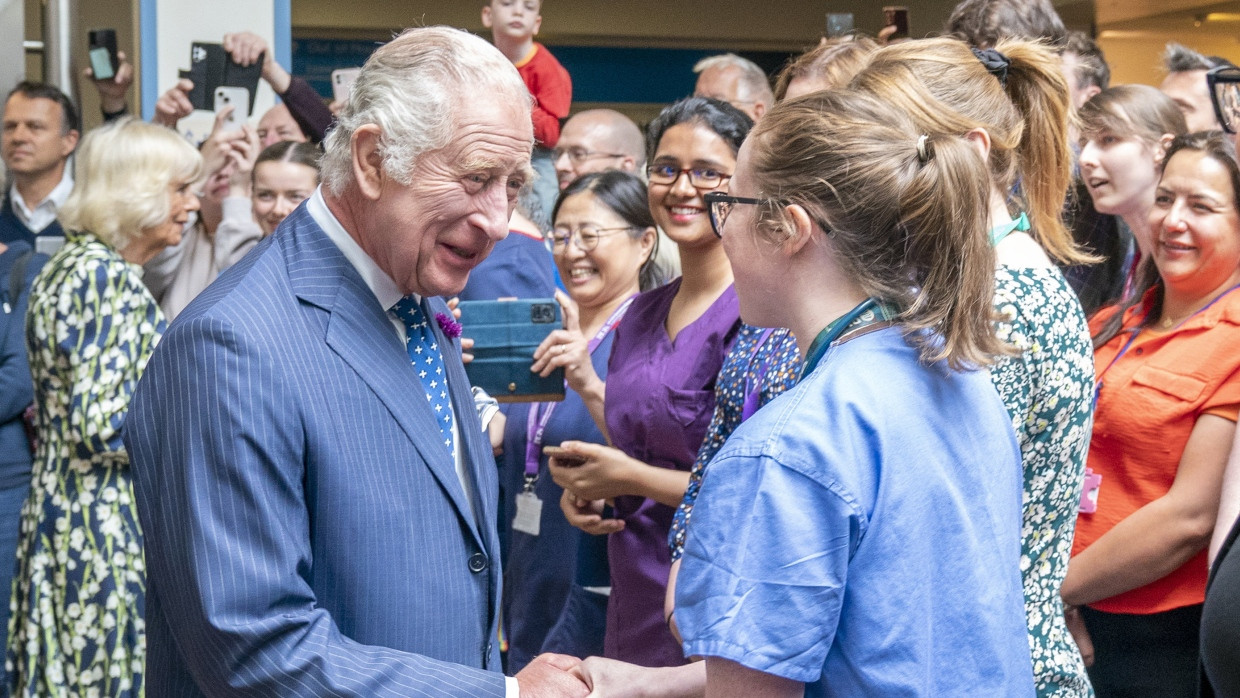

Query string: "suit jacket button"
[[468, 552, 488, 573]]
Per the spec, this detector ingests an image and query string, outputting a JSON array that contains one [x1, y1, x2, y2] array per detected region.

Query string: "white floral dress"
[[7, 233, 163, 697], [992, 265, 1096, 698]]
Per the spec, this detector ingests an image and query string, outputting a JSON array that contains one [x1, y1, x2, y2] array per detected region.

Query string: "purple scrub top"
[[602, 278, 740, 666]]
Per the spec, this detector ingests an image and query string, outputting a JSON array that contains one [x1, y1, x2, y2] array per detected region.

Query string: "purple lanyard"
[[1094, 282, 1240, 408], [523, 296, 635, 483], [740, 328, 776, 423]]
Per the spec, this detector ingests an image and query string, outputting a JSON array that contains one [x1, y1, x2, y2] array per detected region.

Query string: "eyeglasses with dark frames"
[[545, 225, 637, 253], [1207, 65, 1240, 135], [646, 163, 732, 190], [704, 192, 781, 237]]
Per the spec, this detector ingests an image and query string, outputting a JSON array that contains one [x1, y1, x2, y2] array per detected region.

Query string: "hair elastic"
[[916, 134, 934, 164], [971, 47, 1010, 87]]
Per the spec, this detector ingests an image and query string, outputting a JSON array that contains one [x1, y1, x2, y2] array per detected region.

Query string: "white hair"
[[321, 26, 531, 195], [693, 53, 773, 104], [59, 117, 202, 250]]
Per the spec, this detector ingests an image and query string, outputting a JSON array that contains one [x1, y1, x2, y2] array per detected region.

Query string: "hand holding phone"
[[88, 29, 119, 82], [543, 445, 587, 467], [213, 87, 249, 135]]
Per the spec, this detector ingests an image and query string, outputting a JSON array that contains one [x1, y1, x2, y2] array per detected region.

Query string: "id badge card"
[[1079, 468, 1102, 514], [513, 492, 542, 536]]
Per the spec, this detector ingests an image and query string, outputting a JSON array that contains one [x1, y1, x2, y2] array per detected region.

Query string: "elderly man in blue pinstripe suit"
[[125, 26, 588, 697]]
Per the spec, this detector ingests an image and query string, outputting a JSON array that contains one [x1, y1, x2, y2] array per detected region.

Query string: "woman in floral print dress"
[[7, 118, 201, 697]]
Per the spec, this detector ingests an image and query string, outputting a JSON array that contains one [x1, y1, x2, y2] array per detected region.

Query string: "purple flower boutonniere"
[[435, 312, 463, 339]]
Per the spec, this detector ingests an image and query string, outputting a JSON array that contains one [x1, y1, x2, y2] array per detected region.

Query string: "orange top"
[[1075, 287, 1240, 614]]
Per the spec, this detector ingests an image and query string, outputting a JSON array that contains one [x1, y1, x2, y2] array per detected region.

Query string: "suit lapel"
[[282, 208, 485, 548]]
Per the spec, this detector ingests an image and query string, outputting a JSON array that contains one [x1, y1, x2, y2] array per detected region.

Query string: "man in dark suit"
[[126, 26, 588, 697], [0, 82, 78, 252]]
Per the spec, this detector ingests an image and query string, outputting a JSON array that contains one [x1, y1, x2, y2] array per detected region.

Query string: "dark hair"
[[749, 88, 1008, 369], [1162, 43, 1235, 74], [945, 0, 1068, 48], [552, 170, 661, 291], [645, 97, 752, 166], [1064, 31, 1109, 91], [1093, 131, 1240, 347], [255, 140, 323, 174], [6, 81, 79, 135]]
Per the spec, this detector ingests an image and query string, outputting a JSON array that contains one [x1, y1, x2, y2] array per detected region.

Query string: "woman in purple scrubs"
[[543, 97, 751, 667]]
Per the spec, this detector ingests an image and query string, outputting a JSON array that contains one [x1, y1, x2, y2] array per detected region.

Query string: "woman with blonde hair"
[[849, 37, 1096, 696], [7, 117, 201, 697]]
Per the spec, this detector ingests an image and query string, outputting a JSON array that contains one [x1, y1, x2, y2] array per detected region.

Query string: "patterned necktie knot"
[[391, 296, 455, 457]]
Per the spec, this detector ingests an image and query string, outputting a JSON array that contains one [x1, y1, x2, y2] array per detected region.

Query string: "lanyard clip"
[[522, 473, 537, 494]]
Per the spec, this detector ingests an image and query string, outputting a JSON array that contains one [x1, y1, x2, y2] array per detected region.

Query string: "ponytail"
[[995, 38, 1091, 264], [750, 90, 1009, 369]]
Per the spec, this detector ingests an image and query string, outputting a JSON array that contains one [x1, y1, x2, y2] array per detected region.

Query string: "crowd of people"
[[2, 0, 1240, 695]]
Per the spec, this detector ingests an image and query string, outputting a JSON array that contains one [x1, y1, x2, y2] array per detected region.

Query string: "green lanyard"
[[799, 299, 896, 382], [989, 211, 1030, 246]]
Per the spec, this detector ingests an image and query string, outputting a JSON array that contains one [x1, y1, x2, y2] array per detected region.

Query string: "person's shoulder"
[[531, 42, 569, 74]]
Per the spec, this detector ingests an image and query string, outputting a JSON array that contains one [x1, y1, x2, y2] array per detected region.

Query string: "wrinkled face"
[[647, 122, 736, 250], [257, 104, 307, 148], [142, 179, 200, 250], [253, 160, 318, 235], [1, 94, 77, 180], [554, 116, 629, 190], [1079, 130, 1166, 248], [551, 191, 652, 310], [1150, 149, 1240, 299], [695, 66, 760, 121], [360, 98, 533, 297], [482, 0, 542, 42], [1161, 69, 1219, 133]]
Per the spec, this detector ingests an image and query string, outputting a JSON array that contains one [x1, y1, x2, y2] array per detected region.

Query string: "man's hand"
[[85, 50, 134, 114], [515, 653, 590, 698], [153, 79, 195, 128], [224, 31, 291, 94]]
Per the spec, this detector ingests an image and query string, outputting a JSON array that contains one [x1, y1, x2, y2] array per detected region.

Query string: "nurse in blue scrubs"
[[670, 89, 1035, 697]]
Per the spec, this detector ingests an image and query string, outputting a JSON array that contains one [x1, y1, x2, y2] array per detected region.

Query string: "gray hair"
[[321, 26, 531, 195], [693, 53, 773, 105], [1162, 42, 1222, 73]]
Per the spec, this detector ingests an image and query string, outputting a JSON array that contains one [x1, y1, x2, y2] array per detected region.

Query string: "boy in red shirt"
[[483, 0, 572, 221]]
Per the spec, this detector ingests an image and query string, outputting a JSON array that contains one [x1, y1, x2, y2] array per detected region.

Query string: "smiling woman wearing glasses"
[[539, 96, 750, 669], [496, 170, 657, 672]]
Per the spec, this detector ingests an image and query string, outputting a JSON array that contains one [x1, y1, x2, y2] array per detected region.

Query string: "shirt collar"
[[305, 187, 407, 312], [9, 169, 74, 220]]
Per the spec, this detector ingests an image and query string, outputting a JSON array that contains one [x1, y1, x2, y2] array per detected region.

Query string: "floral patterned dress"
[[7, 232, 164, 697], [669, 325, 802, 560], [991, 265, 1095, 698]]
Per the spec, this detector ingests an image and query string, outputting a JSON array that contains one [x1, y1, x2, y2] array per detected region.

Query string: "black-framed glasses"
[[545, 225, 636, 253], [1207, 65, 1240, 134], [552, 146, 626, 165], [704, 192, 779, 238], [646, 163, 732, 190]]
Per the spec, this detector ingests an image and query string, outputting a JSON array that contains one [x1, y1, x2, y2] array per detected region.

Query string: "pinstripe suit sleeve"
[[128, 313, 508, 697]]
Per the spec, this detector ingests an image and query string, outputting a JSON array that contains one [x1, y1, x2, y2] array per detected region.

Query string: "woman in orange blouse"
[[1065, 131, 1240, 696]]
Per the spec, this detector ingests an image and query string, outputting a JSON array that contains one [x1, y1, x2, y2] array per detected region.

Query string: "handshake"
[[517, 653, 701, 698]]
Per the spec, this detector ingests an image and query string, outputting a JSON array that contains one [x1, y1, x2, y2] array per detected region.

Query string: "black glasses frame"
[[645, 164, 732, 190], [704, 192, 777, 238], [1207, 65, 1240, 135]]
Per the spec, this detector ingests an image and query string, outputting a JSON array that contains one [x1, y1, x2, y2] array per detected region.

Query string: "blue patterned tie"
[[391, 296, 455, 457]]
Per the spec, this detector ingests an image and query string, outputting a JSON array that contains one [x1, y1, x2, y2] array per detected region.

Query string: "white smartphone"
[[332, 68, 361, 103], [213, 86, 249, 135]]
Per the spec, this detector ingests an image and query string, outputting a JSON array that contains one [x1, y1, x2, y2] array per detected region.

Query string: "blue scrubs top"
[[676, 327, 1035, 697]]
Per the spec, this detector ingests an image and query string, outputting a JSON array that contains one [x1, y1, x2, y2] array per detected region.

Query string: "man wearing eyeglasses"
[[553, 109, 646, 191]]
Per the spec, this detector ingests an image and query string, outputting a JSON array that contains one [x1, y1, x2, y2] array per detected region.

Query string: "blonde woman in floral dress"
[[7, 118, 201, 697]]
